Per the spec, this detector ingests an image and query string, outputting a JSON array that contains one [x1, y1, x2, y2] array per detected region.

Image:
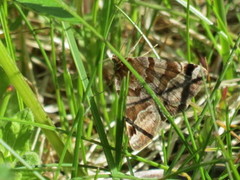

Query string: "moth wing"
[[113, 56, 206, 150], [125, 57, 207, 114], [154, 61, 207, 113], [125, 98, 162, 151], [114, 59, 162, 151]]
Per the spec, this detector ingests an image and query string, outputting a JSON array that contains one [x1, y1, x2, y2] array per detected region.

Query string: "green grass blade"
[[0, 41, 73, 163]]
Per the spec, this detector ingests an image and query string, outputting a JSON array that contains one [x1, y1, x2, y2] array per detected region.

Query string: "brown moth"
[[113, 56, 207, 151]]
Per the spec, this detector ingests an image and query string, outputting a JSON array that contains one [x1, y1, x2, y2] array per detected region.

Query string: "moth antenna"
[[158, 35, 170, 56], [141, 44, 159, 57], [129, 37, 143, 55]]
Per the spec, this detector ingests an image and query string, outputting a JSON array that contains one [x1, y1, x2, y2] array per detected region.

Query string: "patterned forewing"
[[113, 56, 206, 151], [120, 57, 207, 114]]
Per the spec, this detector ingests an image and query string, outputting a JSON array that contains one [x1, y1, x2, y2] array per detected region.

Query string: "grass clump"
[[0, 0, 239, 179]]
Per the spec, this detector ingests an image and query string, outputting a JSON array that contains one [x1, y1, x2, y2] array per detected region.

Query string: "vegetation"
[[0, 0, 239, 179]]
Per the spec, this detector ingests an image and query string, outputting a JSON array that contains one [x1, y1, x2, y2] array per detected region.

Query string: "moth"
[[113, 56, 207, 151]]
